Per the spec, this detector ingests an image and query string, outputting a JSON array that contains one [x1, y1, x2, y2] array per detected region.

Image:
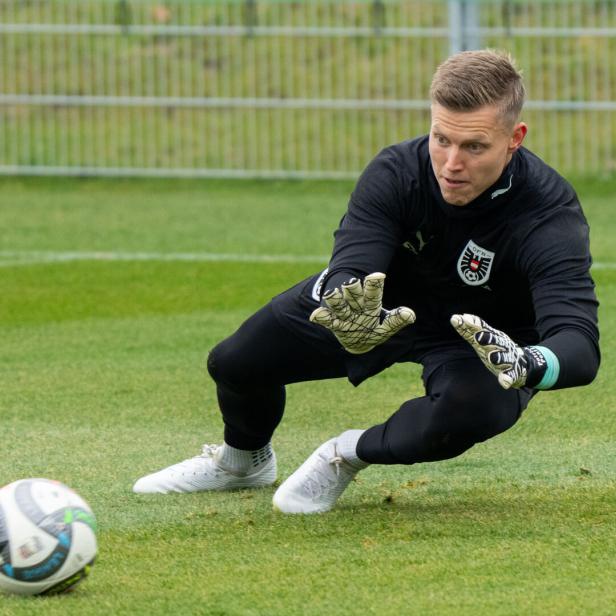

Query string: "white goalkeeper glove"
[[450, 313, 549, 390], [310, 272, 416, 354]]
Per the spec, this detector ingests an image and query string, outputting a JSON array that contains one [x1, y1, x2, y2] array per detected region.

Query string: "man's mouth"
[[442, 177, 467, 188]]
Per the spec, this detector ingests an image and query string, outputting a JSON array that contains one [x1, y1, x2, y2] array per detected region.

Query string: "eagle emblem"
[[457, 240, 495, 286]]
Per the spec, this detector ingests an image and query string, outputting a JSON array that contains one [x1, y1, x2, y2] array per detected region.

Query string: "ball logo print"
[[0, 478, 97, 596]]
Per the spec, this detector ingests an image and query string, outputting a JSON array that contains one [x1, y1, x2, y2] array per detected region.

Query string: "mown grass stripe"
[[0, 250, 614, 269], [0, 250, 328, 266]]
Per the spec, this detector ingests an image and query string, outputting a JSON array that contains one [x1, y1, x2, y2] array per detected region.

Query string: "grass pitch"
[[0, 176, 615, 615]]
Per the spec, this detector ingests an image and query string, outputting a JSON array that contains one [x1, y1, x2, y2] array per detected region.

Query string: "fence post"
[[244, 0, 258, 37], [448, 0, 481, 54], [114, 0, 132, 34], [372, 0, 385, 34]]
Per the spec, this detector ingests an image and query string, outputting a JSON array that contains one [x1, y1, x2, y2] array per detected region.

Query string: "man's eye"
[[468, 143, 485, 152]]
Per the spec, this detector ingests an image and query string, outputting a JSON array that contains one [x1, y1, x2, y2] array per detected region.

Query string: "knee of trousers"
[[207, 341, 241, 388], [207, 338, 272, 390], [385, 386, 521, 464]]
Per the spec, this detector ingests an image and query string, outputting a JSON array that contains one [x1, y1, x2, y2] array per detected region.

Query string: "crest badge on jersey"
[[457, 240, 495, 286]]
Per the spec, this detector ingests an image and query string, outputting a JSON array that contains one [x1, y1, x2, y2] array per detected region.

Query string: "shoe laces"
[[199, 444, 219, 459], [330, 455, 343, 476], [174, 444, 219, 474], [303, 449, 346, 499]]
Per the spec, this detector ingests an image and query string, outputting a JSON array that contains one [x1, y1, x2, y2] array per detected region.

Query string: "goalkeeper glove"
[[450, 313, 551, 390], [310, 272, 416, 354]]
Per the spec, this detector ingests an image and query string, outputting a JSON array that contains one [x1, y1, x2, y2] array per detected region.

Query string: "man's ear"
[[509, 122, 528, 153]]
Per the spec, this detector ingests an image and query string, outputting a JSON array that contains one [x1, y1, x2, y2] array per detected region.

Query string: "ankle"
[[218, 442, 273, 472], [336, 430, 370, 470]]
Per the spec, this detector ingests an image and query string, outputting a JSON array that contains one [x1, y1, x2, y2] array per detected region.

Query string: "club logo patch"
[[457, 240, 495, 286]]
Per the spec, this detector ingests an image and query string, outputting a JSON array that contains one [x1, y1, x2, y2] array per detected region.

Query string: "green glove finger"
[[341, 278, 364, 312], [451, 313, 498, 369], [377, 307, 416, 338], [450, 313, 485, 343], [322, 288, 353, 321], [498, 371, 516, 390], [362, 272, 386, 315], [309, 306, 335, 328]]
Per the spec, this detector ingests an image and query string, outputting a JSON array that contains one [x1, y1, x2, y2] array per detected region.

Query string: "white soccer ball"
[[0, 478, 97, 596]]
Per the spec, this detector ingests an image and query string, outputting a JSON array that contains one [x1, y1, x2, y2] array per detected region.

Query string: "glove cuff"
[[523, 346, 560, 389]]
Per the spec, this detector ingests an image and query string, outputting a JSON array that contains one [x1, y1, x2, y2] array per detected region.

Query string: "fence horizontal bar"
[[473, 27, 616, 37], [0, 165, 359, 180], [3, 94, 616, 112], [0, 94, 430, 110], [3, 23, 616, 38], [0, 23, 449, 37], [524, 101, 616, 111]]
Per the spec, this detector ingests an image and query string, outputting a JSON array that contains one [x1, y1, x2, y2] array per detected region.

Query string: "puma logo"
[[491, 174, 513, 199], [403, 230, 433, 255]]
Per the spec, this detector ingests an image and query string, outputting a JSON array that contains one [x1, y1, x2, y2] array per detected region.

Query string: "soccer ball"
[[0, 478, 97, 596]]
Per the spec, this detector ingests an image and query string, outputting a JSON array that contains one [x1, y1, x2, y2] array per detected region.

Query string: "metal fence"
[[1, 0, 616, 179]]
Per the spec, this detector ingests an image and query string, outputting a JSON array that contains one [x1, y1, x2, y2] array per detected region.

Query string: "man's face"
[[429, 103, 527, 206]]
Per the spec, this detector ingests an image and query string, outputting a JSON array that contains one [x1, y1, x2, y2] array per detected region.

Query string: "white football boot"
[[133, 443, 277, 494], [273, 434, 367, 514]]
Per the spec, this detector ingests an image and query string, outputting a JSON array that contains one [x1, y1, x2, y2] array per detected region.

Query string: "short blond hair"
[[430, 49, 525, 127]]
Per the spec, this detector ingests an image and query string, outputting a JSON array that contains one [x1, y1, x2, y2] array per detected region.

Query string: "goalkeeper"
[[133, 50, 600, 514]]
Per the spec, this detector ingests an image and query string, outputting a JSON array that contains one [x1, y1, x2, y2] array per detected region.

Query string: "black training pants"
[[206, 303, 534, 465]]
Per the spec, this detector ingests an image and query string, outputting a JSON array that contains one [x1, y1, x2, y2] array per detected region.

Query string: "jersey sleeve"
[[516, 208, 600, 389], [322, 148, 410, 292]]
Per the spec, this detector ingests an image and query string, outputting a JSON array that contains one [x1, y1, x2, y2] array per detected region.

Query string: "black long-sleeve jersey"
[[322, 136, 600, 389]]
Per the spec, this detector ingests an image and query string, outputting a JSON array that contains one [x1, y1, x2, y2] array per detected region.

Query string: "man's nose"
[[445, 146, 464, 171]]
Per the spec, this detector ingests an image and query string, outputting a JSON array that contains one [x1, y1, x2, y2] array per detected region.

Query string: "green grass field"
[[0, 176, 615, 615]]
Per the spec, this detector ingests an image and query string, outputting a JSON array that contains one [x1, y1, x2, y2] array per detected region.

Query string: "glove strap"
[[524, 345, 560, 390]]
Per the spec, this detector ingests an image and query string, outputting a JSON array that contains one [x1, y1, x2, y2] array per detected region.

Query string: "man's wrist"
[[523, 345, 560, 389]]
